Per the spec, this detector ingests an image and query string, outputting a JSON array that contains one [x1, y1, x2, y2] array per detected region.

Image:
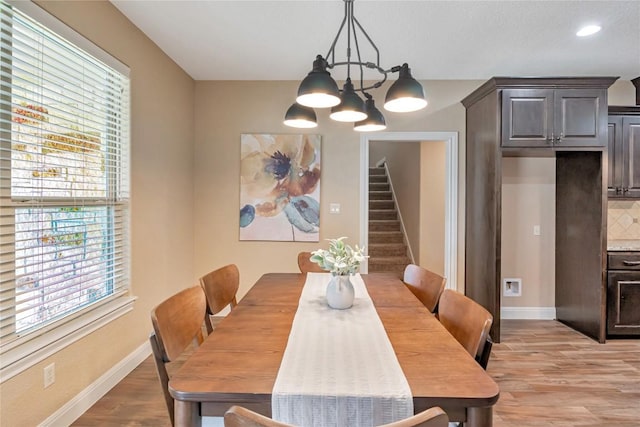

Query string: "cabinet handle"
[[622, 260, 640, 266], [547, 135, 553, 144], [616, 187, 622, 194], [623, 188, 630, 193]]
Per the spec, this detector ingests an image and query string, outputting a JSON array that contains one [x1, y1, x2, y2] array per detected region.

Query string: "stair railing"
[[382, 162, 415, 265]]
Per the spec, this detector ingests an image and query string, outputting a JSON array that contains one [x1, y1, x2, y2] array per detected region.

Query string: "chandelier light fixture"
[[284, 0, 427, 132]]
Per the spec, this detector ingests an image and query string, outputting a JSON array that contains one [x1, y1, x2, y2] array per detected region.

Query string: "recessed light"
[[576, 25, 601, 37]]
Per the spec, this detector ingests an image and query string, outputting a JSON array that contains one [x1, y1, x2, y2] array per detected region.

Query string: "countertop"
[[607, 240, 640, 251]]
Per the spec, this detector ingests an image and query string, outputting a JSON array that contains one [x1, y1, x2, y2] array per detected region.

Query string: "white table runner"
[[272, 273, 413, 427]]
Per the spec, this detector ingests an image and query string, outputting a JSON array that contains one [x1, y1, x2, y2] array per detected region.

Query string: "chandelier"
[[284, 0, 427, 132]]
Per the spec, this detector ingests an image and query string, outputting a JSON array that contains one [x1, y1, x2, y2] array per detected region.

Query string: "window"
[[0, 0, 131, 379]]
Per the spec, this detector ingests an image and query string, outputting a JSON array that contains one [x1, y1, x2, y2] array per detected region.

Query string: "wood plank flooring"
[[72, 320, 640, 426]]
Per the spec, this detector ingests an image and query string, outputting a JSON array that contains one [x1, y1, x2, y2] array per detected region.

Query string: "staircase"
[[368, 167, 411, 277]]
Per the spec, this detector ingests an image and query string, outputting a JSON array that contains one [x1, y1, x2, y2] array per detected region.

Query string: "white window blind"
[[0, 0, 131, 373]]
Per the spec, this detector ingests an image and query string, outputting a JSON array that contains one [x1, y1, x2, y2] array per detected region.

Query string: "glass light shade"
[[354, 97, 386, 132], [384, 63, 427, 113], [330, 79, 367, 122], [296, 55, 340, 108], [284, 103, 317, 128]]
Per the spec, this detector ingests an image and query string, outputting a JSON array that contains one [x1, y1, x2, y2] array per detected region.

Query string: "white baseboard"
[[39, 341, 151, 427], [501, 306, 556, 320]]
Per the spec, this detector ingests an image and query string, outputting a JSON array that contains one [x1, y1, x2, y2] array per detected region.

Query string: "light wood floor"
[[72, 320, 640, 426]]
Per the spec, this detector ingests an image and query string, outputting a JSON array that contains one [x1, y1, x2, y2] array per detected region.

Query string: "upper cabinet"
[[608, 107, 640, 198], [502, 88, 607, 148]]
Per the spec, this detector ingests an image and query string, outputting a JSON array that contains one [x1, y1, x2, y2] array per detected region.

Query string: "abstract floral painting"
[[240, 134, 321, 241]]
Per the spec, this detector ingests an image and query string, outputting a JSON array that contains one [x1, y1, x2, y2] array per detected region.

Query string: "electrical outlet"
[[44, 363, 55, 388], [329, 203, 341, 214], [533, 225, 541, 236]]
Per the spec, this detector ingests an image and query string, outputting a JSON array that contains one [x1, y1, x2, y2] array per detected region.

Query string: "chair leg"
[[149, 333, 174, 425]]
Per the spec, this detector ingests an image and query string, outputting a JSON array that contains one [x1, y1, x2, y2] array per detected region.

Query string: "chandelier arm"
[[328, 60, 389, 92], [325, 2, 348, 67], [352, 15, 380, 69], [346, 0, 353, 78], [351, 8, 366, 92]]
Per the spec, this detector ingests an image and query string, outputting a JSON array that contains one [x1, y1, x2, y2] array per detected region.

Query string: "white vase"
[[326, 274, 355, 309]]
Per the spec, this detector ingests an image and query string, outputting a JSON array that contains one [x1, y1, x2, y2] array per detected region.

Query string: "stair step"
[[369, 182, 390, 191], [369, 167, 386, 176], [369, 191, 393, 201], [369, 210, 397, 220], [369, 231, 404, 244], [369, 175, 387, 183], [369, 220, 401, 232], [369, 200, 394, 210], [368, 243, 407, 257], [368, 256, 411, 274]]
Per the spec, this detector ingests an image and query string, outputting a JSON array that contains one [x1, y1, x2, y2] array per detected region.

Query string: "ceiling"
[[110, 0, 640, 82]]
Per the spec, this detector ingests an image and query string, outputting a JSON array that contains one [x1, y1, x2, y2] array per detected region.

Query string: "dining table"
[[168, 273, 500, 427]]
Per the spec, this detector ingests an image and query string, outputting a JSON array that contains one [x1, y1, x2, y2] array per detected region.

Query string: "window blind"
[[0, 1, 130, 354]]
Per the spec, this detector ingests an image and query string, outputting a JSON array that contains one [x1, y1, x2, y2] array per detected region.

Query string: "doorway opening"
[[359, 132, 459, 290]]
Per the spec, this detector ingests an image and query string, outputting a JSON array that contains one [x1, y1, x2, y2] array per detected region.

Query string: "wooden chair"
[[224, 405, 293, 427], [477, 335, 494, 370], [297, 251, 325, 273], [438, 289, 493, 366], [149, 286, 207, 426], [403, 264, 447, 313], [379, 406, 449, 427], [223, 405, 448, 427], [199, 263, 240, 333]]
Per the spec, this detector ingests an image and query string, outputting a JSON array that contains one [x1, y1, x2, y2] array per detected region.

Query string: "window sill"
[[0, 296, 136, 383]]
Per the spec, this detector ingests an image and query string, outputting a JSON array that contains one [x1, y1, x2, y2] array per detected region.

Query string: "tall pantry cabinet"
[[462, 77, 617, 343]]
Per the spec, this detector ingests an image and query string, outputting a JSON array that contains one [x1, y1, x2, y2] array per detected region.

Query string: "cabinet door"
[[554, 89, 606, 147], [607, 271, 640, 335], [501, 89, 553, 147], [608, 116, 623, 197], [622, 116, 640, 198]]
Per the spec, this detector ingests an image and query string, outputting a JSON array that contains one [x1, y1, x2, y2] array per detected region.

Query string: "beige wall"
[[0, 2, 195, 426], [194, 80, 482, 298], [501, 158, 556, 308], [609, 79, 637, 106], [420, 141, 446, 275], [369, 141, 422, 261]]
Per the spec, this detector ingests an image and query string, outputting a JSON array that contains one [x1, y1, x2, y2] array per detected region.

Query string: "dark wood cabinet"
[[608, 107, 640, 198], [462, 77, 617, 343], [502, 88, 607, 148], [607, 252, 640, 336]]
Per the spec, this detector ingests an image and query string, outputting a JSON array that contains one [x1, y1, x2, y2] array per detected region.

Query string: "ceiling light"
[[576, 25, 601, 37], [285, 0, 427, 132], [283, 103, 318, 128], [354, 95, 387, 132], [330, 78, 367, 122], [384, 63, 428, 113]]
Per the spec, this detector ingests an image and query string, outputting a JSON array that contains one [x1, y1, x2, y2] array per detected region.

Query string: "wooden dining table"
[[169, 273, 500, 427]]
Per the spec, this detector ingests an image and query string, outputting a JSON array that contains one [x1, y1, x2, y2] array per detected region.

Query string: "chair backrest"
[[297, 251, 325, 273], [438, 289, 493, 362], [199, 263, 240, 333], [224, 405, 294, 427], [476, 334, 493, 370], [379, 406, 449, 427], [150, 285, 207, 425], [224, 405, 448, 427], [403, 264, 446, 313]]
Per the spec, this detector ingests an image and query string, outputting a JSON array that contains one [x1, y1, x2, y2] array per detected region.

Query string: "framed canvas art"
[[240, 134, 321, 241]]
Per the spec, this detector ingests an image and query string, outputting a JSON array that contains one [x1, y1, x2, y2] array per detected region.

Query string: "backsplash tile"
[[608, 201, 640, 240]]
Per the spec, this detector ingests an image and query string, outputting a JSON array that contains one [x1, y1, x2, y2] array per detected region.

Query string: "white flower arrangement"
[[310, 237, 367, 275]]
